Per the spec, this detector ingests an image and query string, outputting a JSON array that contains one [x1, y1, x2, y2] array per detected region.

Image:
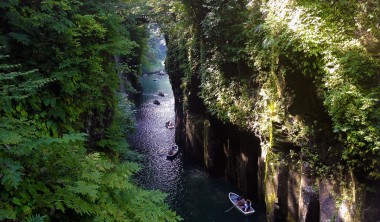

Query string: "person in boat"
[[236, 196, 245, 207], [168, 146, 175, 155], [244, 200, 251, 212]]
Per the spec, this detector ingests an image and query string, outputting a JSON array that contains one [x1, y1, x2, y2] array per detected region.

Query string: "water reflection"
[[130, 74, 181, 205], [128, 74, 266, 221]]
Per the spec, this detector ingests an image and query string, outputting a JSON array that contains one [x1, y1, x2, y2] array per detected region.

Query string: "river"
[[128, 73, 266, 221]]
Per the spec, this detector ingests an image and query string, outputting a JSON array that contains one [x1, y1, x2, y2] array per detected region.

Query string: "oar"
[[224, 204, 236, 213]]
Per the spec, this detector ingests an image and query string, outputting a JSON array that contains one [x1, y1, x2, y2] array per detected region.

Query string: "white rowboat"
[[228, 192, 255, 215]]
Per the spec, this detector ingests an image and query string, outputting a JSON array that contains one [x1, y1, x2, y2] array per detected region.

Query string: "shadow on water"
[[128, 74, 266, 222]]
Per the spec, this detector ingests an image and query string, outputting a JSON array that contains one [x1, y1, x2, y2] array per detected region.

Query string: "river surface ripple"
[[128, 74, 266, 222]]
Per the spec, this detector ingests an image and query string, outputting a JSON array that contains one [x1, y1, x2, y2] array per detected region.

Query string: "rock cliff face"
[[167, 37, 380, 222], [162, 0, 380, 221], [171, 79, 380, 221]]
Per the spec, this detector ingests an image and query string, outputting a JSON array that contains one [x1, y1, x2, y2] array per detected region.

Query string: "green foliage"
[[96, 94, 137, 157], [141, 24, 167, 73], [201, 0, 248, 63], [324, 48, 380, 178], [0, 118, 180, 221], [1, 0, 140, 135], [0, 0, 181, 221], [26, 214, 47, 222], [0, 47, 48, 100], [158, 0, 380, 180]]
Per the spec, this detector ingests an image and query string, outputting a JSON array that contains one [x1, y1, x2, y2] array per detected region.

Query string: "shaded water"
[[128, 74, 266, 221]]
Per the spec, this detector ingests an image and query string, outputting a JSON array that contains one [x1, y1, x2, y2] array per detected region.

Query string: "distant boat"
[[228, 192, 255, 215], [153, 78, 158, 81], [153, 100, 160, 105], [158, 92, 165, 97], [158, 70, 165, 75], [166, 124, 174, 129], [165, 121, 174, 129], [167, 145, 179, 159]]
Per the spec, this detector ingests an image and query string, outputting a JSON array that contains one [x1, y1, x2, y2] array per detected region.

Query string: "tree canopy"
[[0, 0, 181, 221]]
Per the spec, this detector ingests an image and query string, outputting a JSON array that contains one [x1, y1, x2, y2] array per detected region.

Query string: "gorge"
[[0, 0, 379, 221]]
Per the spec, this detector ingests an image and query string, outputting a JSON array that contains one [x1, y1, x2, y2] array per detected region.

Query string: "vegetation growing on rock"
[[149, 0, 380, 180]]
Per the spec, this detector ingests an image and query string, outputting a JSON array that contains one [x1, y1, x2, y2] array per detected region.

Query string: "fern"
[[0, 207, 16, 220], [25, 214, 47, 222], [61, 193, 94, 215], [7, 32, 31, 45], [0, 157, 23, 189], [85, 153, 115, 172], [101, 172, 132, 190], [67, 181, 100, 202], [0, 1, 181, 221], [0, 129, 23, 145], [81, 169, 103, 183]]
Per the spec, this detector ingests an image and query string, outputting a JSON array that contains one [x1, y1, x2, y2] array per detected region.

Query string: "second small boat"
[[167, 145, 179, 159], [165, 120, 175, 129]]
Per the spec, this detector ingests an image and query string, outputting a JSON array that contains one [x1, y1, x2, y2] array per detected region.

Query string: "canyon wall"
[[172, 79, 380, 221], [160, 0, 380, 221]]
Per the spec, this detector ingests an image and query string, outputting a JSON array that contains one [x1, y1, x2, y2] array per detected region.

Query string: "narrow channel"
[[128, 73, 266, 221]]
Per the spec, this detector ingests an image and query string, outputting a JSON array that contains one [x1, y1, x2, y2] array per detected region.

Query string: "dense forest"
[[0, 0, 180, 221]]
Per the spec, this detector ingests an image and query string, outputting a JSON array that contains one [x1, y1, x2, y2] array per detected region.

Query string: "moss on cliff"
[[148, 0, 380, 220], [153, 0, 379, 181]]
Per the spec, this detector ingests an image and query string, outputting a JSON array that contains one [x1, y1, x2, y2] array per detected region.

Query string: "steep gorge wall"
[[173, 95, 264, 203], [162, 0, 380, 221]]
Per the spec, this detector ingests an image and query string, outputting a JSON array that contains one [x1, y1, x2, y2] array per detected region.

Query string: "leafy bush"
[[0, 0, 182, 220]]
